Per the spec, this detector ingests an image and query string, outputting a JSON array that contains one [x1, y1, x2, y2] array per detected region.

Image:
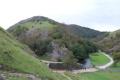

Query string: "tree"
[[113, 52, 120, 66], [30, 39, 52, 56], [63, 51, 77, 70], [70, 41, 98, 62], [51, 27, 63, 39], [84, 41, 98, 53], [14, 26, 28, 36], [71, 43, 88, 62]]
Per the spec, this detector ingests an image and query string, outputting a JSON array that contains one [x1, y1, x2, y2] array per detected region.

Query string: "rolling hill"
[[7, 16, 98, 62], [66, 24, 107, 39], [97, 29, 120, 53], [0, 27, 67, 80], [1, 16, 120, 80]]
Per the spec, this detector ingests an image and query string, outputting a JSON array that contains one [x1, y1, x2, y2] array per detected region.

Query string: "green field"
[[65, 58, 120, 80], [66, 69, 120, 80], [7, 76, 28, 80], [22, 21, 57, 29], [90, 52, 110, 66], [65, 63, 120, 80]]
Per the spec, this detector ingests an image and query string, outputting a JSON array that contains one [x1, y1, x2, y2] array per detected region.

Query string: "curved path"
[[41, 52, 114, 74], [96, 52, 114, 69]]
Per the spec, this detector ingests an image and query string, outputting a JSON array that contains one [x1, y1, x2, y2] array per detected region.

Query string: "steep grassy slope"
[[0, 27, 67, 80]]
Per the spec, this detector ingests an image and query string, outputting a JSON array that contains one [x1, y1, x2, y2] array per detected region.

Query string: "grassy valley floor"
[[65, 54, 120, 80], [90, 52, 110, 66]]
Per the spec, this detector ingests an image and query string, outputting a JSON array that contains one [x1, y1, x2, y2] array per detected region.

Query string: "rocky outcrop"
[[51, 41, 68, 61]]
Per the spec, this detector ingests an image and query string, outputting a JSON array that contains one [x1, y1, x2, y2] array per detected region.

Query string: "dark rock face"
[[49, 63, 83, 70]]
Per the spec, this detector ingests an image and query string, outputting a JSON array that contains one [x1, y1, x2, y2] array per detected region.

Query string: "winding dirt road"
[[96, 52, 114, 69], [41, 52, 114, 74], [40, 52, 114, 80]]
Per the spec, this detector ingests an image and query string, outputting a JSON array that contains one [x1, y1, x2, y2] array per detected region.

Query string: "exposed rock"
[[51, 41, 68, 61]]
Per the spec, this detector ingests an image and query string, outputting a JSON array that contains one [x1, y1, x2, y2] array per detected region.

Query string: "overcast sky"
[[0, 0, 120, 31]]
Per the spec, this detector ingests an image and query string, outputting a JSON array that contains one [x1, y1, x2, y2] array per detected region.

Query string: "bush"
[[62, 51, 78, 70], [30, 39, 53, 56], [70, 41, 98, 62], [14, 26, 28, 36], [113, 52, 120, 66], [52, 32, 63, 39]]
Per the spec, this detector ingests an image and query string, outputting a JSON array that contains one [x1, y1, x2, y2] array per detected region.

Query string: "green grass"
[[65, 60, 120, 80], [15, 21, 57, 31], [38, 53, 52, 60], [7, 76, 28, 80], [22, 21, 57, 29], [0, 27, 67, 80], [9, 20, 58, 37], [117, 62, 120, 66], [72, 56, 120, 80], [66, 68, 120, 80], [90, 52, 110, 66]]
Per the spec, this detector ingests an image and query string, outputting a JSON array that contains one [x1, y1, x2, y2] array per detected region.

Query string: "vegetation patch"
[[0, 27, 67, 80], [65, 68, 120, 80], [90, 52, 110, 66]]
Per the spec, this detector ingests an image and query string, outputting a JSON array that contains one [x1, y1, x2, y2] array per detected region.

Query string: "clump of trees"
[[113, 52, 120, 66], [62, 50, 78, 70], [30, 39, 53, 56], [69, 41, 98, 62], [13, 25, 28, 36]]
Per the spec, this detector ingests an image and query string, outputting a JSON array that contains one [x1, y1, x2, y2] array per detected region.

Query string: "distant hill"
[[97, 29, 120, 53], [7, 16, 98, 62], [0, 27, 67, 80], [8, 16, 106, 39], [66, 24, 106, 39]]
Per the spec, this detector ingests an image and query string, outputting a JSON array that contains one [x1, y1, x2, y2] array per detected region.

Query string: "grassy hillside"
[[8, 16, 106, 39], [8, 16, 58, 37], [7, 16, 98, 63], [67, 24, 107, 39], [0, 27, 67, 80], [97, 29, 120, 52]]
